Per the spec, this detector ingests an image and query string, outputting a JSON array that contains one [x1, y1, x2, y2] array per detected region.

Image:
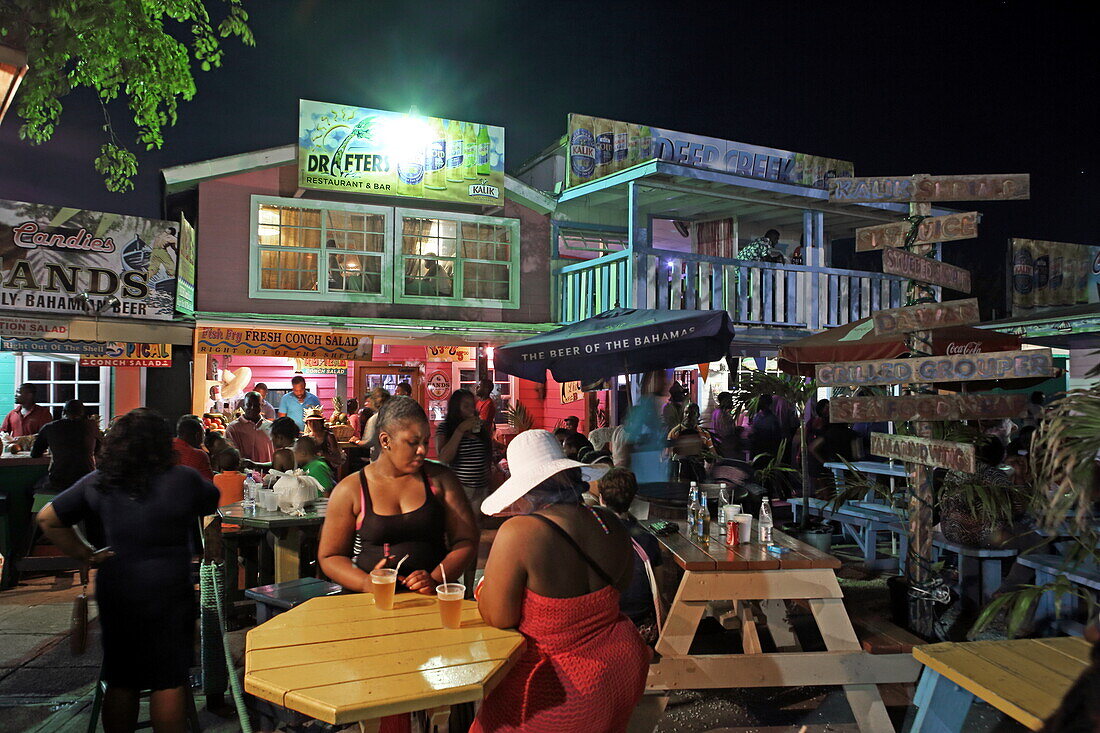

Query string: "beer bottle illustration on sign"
[[594, 117, 616, 177], [476, 124, 491, 177], [446, 120, 465, 183], [569, 115, 596, 183], [613, 119, 629, 167], [396, 110, 425, 198], [423, 116, 447, 191], [464, 123, 478, 180]]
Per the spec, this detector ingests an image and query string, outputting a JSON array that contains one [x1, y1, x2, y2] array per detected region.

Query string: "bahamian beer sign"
[[829, 174, 1029, 203], [871, 433, 976, 473], [566, 113, 854, 190], [299, 100, 504, 206], [0, 199, 179, 321], [815, 348, 1054, 387], [832, 394, 1029, 423], [855, 212, 979, 252]]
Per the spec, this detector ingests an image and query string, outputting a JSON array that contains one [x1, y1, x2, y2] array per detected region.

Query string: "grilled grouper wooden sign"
[[815, 348, 1054, 387]]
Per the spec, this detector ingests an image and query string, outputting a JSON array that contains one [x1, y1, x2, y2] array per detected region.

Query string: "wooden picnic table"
[[910, 637, 1091, 731], [218, 500, 326, 583], [643, 520, 921, 732], [245, 591, 525, 730], [824, 460, 907, 501]]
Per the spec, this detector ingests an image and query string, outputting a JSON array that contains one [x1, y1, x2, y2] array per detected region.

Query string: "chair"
[[14, 492, 84, 582], [85, 672, 202, 733]]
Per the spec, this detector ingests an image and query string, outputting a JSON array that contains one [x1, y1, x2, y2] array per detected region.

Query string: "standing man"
[[278, 375, 321, 430], [253, 383, 277, 420], [661, 382, 688, 431], [225, 392, 274, 463], [30, 400, 99, 491], [2, 383, 52, 437], [394, 382, 413, 397], [739, 228, 786, 263], [173, 415, 214, 481], [749, 394, 784, 463], [475, 379, 497, 433], [360, 387, 391, 461]]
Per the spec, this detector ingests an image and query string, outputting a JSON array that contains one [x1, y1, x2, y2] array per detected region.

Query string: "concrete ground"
[[2, 540, 1028, 732]]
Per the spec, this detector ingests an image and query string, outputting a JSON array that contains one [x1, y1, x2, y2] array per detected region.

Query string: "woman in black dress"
[[318, 396, 478, 595], [38, 408, 218, 733]]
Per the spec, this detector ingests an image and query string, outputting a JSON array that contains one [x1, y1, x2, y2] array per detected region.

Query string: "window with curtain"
[[252, 196, 393, 302], [696, 218, 735, 258], [396, 209, 519, 307]]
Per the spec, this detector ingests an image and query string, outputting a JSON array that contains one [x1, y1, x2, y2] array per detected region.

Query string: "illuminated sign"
[[298, 100, 504, 206], [83, 343, 172, 367], [197, 326, 373, 361]]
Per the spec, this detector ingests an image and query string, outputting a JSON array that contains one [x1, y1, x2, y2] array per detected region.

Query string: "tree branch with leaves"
[[0, 0, 254, 192]]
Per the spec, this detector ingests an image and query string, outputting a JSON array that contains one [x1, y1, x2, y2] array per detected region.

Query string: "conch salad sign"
[[1011, 238, 1100, 316], [0, 199, 179, 320], [299, 100, 505, 205], [566, 113, 854, 189]]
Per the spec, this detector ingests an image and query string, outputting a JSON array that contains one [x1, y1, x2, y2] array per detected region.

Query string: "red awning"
[[778, 318, 1022, 377]]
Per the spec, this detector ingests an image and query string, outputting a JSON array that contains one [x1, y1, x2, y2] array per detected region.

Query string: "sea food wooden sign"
[[882, 247, 972, 293], [832, 394, 1029, 423], [871, 433, 976, 473], [829, 174, 1029, 203], [815, 348, 1053, 387], [855, 212, 979, 252], [872, 299, 979, 336]]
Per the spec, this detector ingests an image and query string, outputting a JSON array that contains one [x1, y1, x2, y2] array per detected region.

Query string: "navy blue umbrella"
[[494, 308, 735, 383]]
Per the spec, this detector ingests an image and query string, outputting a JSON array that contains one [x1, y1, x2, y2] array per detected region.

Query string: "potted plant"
[[728, 371, 830, 546]]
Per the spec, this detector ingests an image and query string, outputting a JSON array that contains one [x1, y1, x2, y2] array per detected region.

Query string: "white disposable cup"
[[371, 568, 398, 610], [734, 514, 754, 544]]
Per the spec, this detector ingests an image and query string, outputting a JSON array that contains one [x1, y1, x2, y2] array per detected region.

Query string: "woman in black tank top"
[[319, 397, 479, 595]]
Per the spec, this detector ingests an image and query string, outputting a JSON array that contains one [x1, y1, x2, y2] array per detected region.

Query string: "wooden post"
[[905, 201, 938, 636]]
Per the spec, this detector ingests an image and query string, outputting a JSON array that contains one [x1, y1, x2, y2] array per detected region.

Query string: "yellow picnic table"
[[245, 591, 526, 731], [910, 636, 1091, 731]]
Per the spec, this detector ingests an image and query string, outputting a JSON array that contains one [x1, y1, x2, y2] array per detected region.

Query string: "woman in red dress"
[[473, 430, 650, 732]]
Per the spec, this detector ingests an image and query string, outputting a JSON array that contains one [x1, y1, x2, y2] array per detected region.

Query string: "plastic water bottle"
[[758, 494, 773, 545], [242, 472, 258, 512], [698, 491, 711, 541]]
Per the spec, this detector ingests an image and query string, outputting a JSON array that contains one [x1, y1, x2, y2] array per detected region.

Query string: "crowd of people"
[[0, 373, 1077, 732]]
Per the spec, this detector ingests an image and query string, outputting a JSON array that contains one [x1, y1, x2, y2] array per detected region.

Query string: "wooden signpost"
[[829, 173, 1030, 203], [829, 170, 1031, 639], [831, 394, 1029, 423], [816, 348, 1054, 387], [870, 433, 976, 473], [872, 298, 979, 336], [881, 247, 972, 293], [855, 211, 979, 252]]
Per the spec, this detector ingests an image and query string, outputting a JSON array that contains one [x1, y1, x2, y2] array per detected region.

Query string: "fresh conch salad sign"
[[299, 100, 504, 206], [0, 199, 178, 320], [566, 113, 854, 190]]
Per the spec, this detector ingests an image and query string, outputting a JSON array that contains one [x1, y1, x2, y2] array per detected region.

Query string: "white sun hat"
[[481, 429, 608, 516]]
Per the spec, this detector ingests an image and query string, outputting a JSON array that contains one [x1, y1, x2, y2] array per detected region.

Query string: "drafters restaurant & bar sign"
[[298, 100, 504, 206], [0, 199, 179, 320]]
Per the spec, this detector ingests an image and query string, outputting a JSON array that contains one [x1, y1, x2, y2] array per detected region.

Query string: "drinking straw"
[[393, 553, 410, 576], [440, 564, 447, 587]]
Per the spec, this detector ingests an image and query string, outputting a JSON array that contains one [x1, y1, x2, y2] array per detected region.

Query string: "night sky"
[[1, 1, 1096, 289]]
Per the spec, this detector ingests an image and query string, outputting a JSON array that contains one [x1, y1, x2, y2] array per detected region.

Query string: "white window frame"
[[395, 207, 521, 309], [16, 353, 112, 427], [249, 195, 395, 303]]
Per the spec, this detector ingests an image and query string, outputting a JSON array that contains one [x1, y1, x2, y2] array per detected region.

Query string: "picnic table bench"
[[824, 460, 907, 502], [910, 637, 1091, 731], [1017, 553, 1100, 636], [791, 497, 1019, 608], [642, 520, 921, 732], [790, 497, 906, 571]]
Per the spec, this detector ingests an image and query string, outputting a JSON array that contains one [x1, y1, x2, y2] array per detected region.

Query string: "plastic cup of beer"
[[436, 583, 466, 629], [371, 568, 398, 610], [734, 514, 754, 544]]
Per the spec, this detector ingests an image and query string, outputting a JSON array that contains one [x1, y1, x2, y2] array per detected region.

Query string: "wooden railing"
[[557, 248, 907, 329]]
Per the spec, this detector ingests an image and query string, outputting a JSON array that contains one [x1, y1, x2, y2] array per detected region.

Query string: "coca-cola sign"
[[946, 341, 982, 355]]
